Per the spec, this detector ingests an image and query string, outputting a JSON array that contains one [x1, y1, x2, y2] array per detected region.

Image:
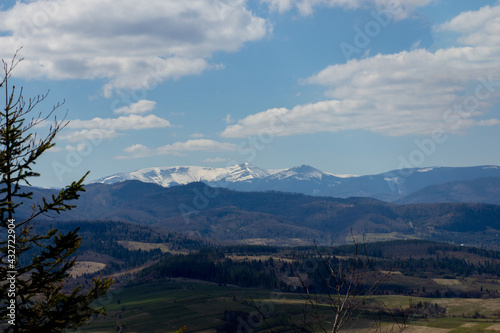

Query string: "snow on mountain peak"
[[268, 165, 328, 181], [91, 163, 276, 187], [224, 163, 271, 181], [417, 167, 436, 173], [89, 163, 369, 189], [88, 164, 500, 201]]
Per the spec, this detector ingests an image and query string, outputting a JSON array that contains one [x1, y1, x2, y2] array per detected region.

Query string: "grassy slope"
[[77, 280, 500, 333]]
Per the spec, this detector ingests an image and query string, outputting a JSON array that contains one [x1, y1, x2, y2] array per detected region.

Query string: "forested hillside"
[[26, 182, 500, 247]]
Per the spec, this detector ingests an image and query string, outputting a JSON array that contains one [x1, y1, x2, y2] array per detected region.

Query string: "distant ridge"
[[90, 164, 500, 202], [91, 163, 354, 189], [92, 163, 275, 187], [24, 181, 500, 247], [395, 176, 500, 205]]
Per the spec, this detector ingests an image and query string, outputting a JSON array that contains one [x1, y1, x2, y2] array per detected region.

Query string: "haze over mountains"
[[19, 163, 500, 247], [91, 163, 500, 204], [25, 181, 500, 247]]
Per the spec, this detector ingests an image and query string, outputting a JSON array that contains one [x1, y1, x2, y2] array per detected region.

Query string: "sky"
[[1, 0, 500, 187]]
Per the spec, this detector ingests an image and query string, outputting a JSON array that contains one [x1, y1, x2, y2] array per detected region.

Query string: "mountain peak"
[[268, 164, 328, 181], [291, 164, 320, 172], [90, 164, 500, 202], [91, 163, 273, 187], [225, 163, 271, 181], [90, 163, 346, 188]]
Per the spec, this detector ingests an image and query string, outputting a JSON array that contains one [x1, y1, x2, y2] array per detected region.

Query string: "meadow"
[[77, 279, 500, 333]]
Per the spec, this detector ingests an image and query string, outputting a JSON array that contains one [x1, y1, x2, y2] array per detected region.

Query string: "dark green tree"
[[0, 50, 113, 332]]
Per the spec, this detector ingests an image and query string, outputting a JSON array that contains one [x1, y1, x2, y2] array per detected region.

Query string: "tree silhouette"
[[0, 50, 113, 332]]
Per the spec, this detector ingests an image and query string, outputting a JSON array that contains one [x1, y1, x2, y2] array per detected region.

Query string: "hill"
[[24, 181, 500, 247], [396, 177, 500, 205]]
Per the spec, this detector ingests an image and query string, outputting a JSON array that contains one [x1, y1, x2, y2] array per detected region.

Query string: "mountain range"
[[24, 181, 500, 247], [23, 163, 500, 246], [91, 163, 500, 203]]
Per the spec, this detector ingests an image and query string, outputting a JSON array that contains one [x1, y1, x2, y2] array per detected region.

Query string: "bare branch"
[[293, 231, 399, 333]]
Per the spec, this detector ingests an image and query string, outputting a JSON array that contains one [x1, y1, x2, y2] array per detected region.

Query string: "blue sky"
[[1, 0, 500, 187]]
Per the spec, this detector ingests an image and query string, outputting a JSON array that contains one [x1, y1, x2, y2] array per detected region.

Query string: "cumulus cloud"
[[113, 100, 157, 115], [67, 114, 171, 131], [60, 112, 171, 142], [65, 143, 89, 152], [59, 129, 119, 143], [260, 0, 433, 17], [0, 0, 269, 96], [222, 4, 500, 138], [438, 4, 500, 46], [118, 139, 239, 159], [124, 144, 148, 154]]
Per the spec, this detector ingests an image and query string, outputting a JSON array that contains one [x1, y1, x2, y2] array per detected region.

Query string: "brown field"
[[348, 325, 451, 333], [487, 324, 500, 331], [116, 241, 186, 254], [405, 326, 450, 333], [107, 260, 159, 279], [69, 261, 106, 278], [380, 270, 403, 275], [432, 278, 462, 286], [347, 232, 420, 243], [227, 254, 295, 263], [237, 237, 312, 246], [435, 297, 500, 317]]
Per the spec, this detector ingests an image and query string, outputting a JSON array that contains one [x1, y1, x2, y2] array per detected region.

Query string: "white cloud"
[[410, 40, 421, 50], [203, 157, 230, 163], [222, 4, 500, 138], [118, 139, 238, 159], [67, 114, 171, 131], [59, 112, 171, 142], [47, 146, 63, 153], [59, 129, 119, 143], [260, 0, 434, 17], [158, 139, 238, 155], [124, 144, 148, 154], [0, 0, 269, 96], [113, 100, 156, 115], [260, 0, 294, 13], [223, 114, 233, 124], [477, 119, 500, 127], [438, 4, 500, 46], [65, 143, 89, 152]]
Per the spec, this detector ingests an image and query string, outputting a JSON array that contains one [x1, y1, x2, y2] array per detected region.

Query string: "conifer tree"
[[0, 50, 113, 332]]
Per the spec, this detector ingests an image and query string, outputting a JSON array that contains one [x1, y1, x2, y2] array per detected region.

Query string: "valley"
[[3, 1, 500, 331], [58, 225, 500, 333], [76, 281, 500, 333], [24, 165, 500, 332], [34, 218, 500, 332]]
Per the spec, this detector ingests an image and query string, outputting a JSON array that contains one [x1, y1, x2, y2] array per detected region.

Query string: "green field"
[[78, 280, 304, 332], [75, 279, 500, 333]]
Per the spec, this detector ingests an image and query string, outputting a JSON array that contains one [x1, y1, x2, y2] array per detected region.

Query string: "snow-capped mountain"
[[91, 164, 500, 202], [269, 165, 332, 181], [92, 163, 278, 188]]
